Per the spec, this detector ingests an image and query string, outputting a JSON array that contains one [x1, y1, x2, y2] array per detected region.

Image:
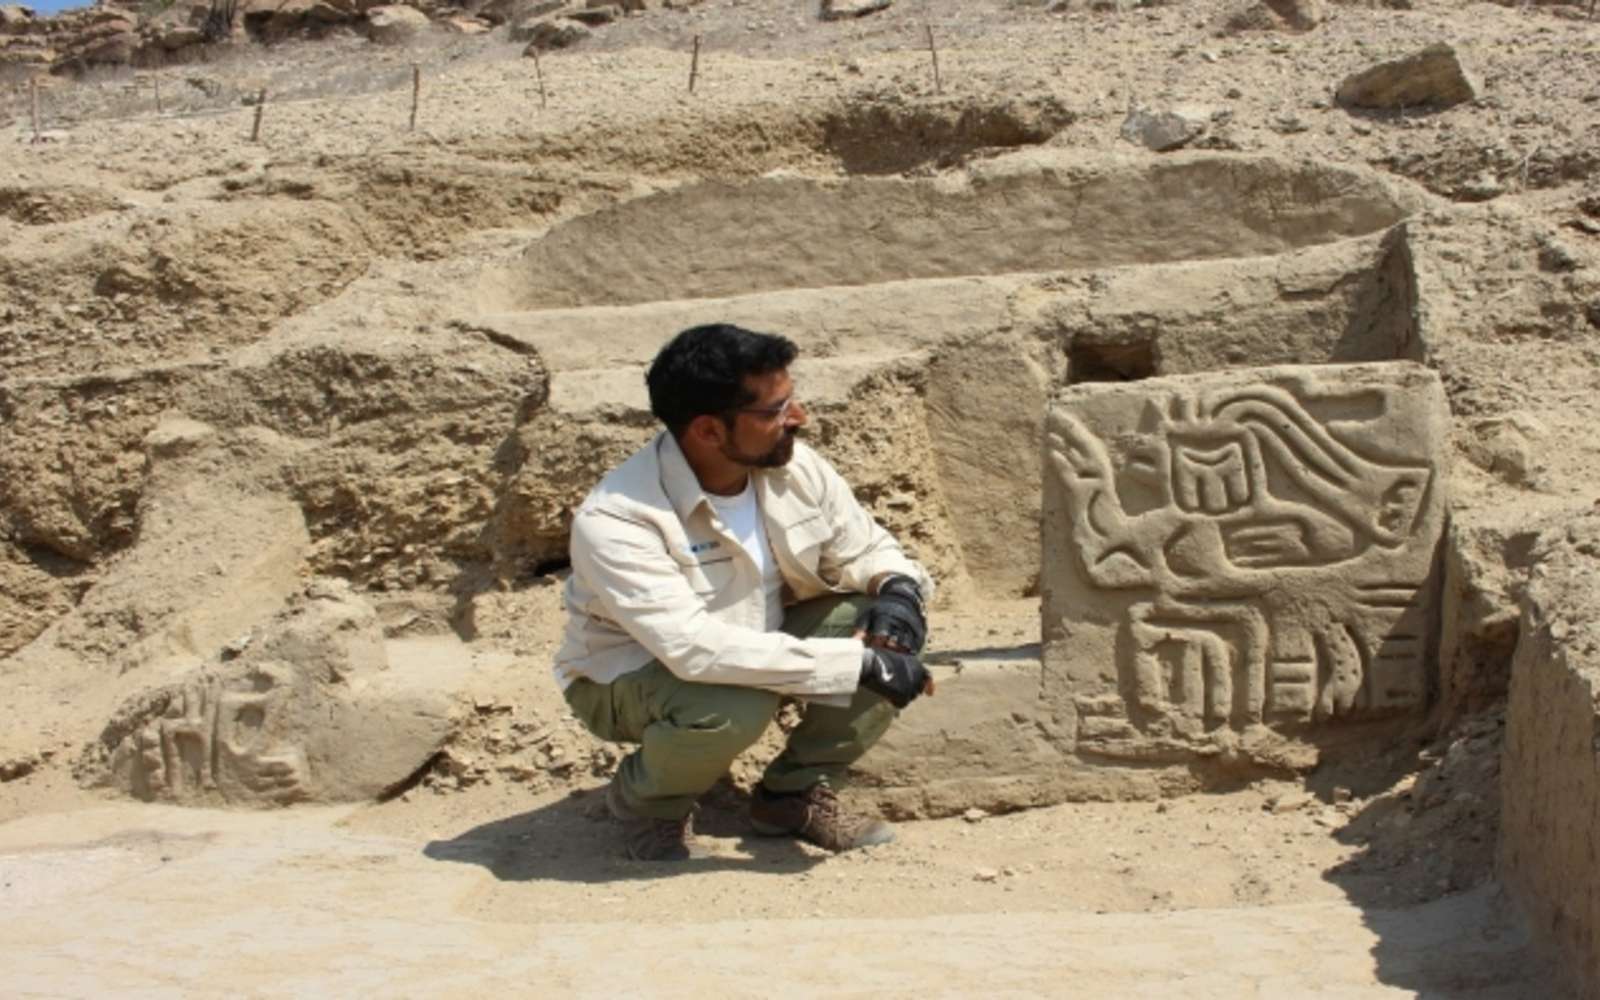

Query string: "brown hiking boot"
[[749, 782, 896, 851], [607, 772, 704, 862]]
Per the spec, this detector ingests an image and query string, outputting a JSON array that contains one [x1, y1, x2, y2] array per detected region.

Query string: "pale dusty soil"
[[0, 599, 1550, 996], [0, 765, 1555, 998], [0, 796, 1543, 997], [3, 0, 1599, 994]]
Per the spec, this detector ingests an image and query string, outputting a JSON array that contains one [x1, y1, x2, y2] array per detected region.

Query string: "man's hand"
[[854, 573, 927, 654], [859, 645, 931, 709]]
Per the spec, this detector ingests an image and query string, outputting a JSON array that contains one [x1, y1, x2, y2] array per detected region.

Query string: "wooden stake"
[[154, 76, 163, 115], [249, 88, 266, 142], [29, 76, 40, 142], [926, 24, 942, 95], [688, 34, 701, 93], [409, 64, 420, 131], [532, 46, 547, 109]]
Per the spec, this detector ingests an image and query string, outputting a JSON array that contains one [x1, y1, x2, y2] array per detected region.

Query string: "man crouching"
[[553, 323, 935, 861]]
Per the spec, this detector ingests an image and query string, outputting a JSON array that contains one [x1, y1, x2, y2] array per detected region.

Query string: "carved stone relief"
[[1042, 363, 1448, 758], [92, 580, 458, 805]]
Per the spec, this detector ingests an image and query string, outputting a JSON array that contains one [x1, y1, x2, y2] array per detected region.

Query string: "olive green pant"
[[562, 595, 895, 821]]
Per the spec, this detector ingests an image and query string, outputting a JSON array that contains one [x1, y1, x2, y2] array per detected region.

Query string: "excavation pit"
[[481, 150, 1429, 606]]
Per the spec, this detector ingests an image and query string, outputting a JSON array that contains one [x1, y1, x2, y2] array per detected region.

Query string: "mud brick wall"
[[1500, 514, 1600, 1000]]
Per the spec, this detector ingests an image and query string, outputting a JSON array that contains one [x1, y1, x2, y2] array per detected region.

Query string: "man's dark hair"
[[646, 324, 798, 436]]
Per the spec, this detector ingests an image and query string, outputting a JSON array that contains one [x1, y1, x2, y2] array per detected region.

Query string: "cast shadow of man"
[[422, 784, 828, 883]]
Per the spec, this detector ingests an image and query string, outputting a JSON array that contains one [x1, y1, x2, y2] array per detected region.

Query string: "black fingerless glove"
[[859, 645, 929, 709], [854, 574, 927, 654]]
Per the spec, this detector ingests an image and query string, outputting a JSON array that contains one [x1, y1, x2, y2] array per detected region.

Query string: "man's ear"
[[685, 413, 728, 448]]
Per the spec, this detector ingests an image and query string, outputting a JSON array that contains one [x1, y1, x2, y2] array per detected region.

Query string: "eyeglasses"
[[732, 395, 803, 422]]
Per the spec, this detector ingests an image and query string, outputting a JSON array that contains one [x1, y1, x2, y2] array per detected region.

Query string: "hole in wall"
[[1068, 339, 1158, 383]]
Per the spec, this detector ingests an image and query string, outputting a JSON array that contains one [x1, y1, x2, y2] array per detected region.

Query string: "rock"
[[1221, 0, 1323, 33], [150, 25, 206, 50], [440, 15, 490, 32], [1336, 43, 1478, 110], [508, 8, 555, 39], [1456, 170, 1505, 203], [480, 0, 569, 25], [80, 32, 138, 62], [1266, 791, 1315, 814], [568, 4, 618, 25], [186, 73, 223, 97], [85, 11, 137, 32], [1536, 233, 1582, 274], [821, 0, 892, 20], [0, 752, 40, 782], [1262, 0, 1322, 29], [54, 21, 140, 69], [1464, 413, 1545, 487], [366, 4, 429, 43], [1, 41, 51, 65], [1119, 105, 1211, 151], [962, 807, 990, 823], [0, 5, 36, 30], [974, 867, 1002, 882], [1437, 510, 1547, 723], [520, 18, 589, 49], [87, 580, 465, 806]]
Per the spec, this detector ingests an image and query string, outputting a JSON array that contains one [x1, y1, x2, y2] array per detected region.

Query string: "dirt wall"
[[505, 153, 1423, 310], [1500, 510, 1600, 999]]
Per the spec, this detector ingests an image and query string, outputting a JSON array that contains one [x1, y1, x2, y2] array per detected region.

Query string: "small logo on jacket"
[[689, 540, 722, 555]]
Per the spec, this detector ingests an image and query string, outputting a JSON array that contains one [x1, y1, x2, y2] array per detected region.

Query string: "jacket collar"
[[657, 430, 713, 524], [657, 429, 791, 525]]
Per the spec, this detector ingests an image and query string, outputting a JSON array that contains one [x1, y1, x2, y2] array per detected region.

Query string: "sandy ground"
[[0, 775, 1554, 998], [0, 596, 1554, 996]]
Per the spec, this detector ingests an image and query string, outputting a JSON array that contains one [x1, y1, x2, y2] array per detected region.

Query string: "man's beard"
[[723, 427, 799, 468]]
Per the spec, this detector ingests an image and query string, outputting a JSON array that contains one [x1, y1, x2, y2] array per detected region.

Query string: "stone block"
[[93, 581, 465, 806], [851, 655, 1078, 817], [1336, 43, 1478, 110], [1042, 362, 1448, 763]]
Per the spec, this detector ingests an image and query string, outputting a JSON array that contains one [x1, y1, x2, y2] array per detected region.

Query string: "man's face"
[[720, 369, 807, 469]]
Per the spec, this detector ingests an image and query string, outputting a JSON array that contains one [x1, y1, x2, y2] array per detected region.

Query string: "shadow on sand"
[[1305, 718, 1570, 999], [422, 785, 826, 884]]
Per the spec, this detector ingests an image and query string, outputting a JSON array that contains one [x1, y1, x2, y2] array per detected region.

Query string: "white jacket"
[[553, 431, 935, 698]]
